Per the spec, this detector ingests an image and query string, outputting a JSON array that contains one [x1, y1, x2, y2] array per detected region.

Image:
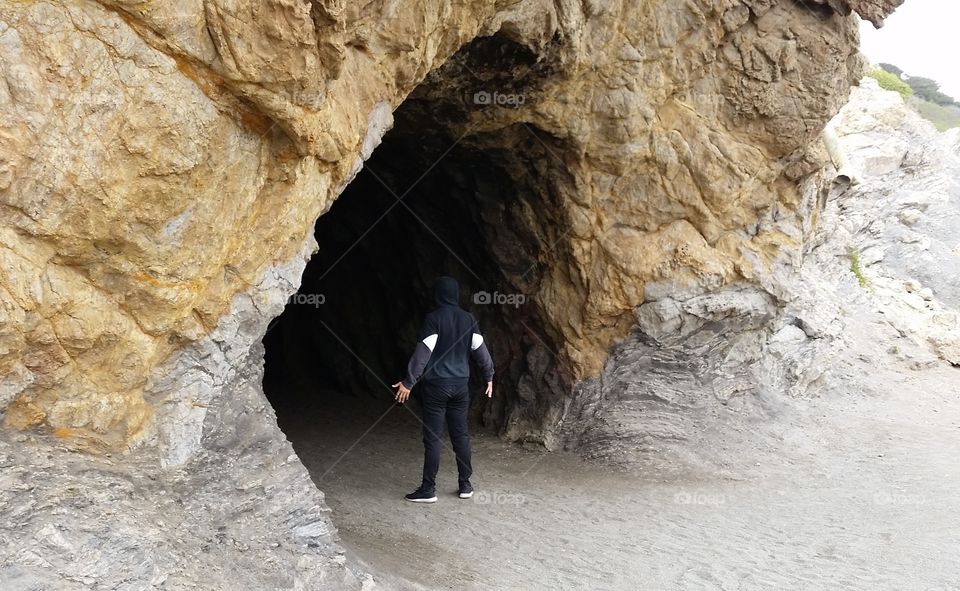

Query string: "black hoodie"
[[401, 277, 495, 389]]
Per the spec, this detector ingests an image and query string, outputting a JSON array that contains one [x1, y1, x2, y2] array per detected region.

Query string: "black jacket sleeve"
[[401, 314, 438, 389], [470, 321, 495, 382], [401, 342, 432, 389]]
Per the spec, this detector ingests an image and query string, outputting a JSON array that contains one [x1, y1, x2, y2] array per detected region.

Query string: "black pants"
[[418, 382, 472, 494]]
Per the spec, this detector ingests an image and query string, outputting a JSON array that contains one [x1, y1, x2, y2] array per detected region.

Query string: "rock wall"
[[1, 0, 901, 463], [0, 0, 499, 455], [821, 79, 960, 365], [0, 348, 372, 589], [0, 0, 911, 588], [564, 78, 959, 469]]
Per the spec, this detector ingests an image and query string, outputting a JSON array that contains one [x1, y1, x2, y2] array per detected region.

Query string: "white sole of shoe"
[[406, 496, 438, 503], [459, 491, 474, 499]]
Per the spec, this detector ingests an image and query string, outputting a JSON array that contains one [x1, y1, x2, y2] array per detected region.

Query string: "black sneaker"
[[405, 489, 438, 503], [458, 482, 474, 499]]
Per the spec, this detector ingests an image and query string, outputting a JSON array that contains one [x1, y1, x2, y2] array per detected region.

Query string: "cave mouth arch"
[[260, 90, 570, 487]]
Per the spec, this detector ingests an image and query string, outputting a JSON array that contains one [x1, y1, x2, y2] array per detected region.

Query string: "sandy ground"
[[275, 359, 960, 591]]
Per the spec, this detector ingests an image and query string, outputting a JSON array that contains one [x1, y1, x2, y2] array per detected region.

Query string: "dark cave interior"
[[261, 32, 578, 449], [263, 102, 543, 434]]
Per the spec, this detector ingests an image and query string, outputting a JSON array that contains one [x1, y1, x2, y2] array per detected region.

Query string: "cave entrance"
[[256, 37, 580, 581], [260, 96, 551, 478]]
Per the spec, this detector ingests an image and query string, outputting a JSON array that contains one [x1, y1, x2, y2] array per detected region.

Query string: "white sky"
[[859, 2, 960, 100]]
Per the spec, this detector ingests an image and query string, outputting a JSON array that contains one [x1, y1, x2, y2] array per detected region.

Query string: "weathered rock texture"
[[811, 0, 904, 26], [0, 0, 908, 587], [0, 349, 373, 589], [1, 0, 901, 461], [565, 78, 959, 467], [822, 79, 960, 365]]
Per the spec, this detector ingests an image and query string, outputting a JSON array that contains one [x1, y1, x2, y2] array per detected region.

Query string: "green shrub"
[[867, 68, 914, 101], [849, 249, 871, 289]]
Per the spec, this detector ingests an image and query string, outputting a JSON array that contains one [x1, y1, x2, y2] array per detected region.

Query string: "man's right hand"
[[485, 381, 493, 398], [393, 382, 411, 404]]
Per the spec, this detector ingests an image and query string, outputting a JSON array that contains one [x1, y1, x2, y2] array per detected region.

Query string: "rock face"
[[565, 78, 960, 467], [811, 0, 905, 26], [822, 79, 960, 366], [0, 350, 372, 589], [0, 0, 906, 588], [0, 0, 900, 459]]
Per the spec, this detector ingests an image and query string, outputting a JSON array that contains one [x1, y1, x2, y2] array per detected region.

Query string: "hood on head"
[[434, 276, 459, 307]]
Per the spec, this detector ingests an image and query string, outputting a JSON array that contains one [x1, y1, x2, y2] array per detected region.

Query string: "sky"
[[859, 1, 960, 100]]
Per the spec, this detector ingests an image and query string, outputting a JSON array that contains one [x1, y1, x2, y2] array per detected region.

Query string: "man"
[[393, 276, 495, 503]]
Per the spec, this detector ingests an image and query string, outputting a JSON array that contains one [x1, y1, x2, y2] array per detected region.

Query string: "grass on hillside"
[[912, 98, 960, 132]]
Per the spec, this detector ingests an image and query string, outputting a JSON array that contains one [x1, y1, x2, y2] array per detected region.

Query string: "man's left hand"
[[392, 382, 411, 403]]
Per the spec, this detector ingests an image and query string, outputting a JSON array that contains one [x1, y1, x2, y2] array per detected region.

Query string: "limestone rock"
[[822, 78, 960, 366], [0, 351, 370, 589], [0, 0, 898, 456], [807, 0, 905, 27], [565, 75, 960, 466], [0, 1, 908, 586]]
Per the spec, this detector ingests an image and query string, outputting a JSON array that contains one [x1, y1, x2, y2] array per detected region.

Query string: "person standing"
[[393, 276, 495, 503]]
